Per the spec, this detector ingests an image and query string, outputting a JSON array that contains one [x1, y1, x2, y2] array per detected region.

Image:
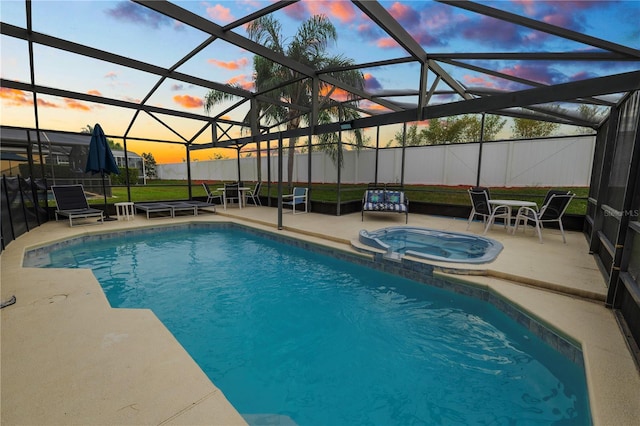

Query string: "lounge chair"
[[246, 181, 262, 206], [164, 201, 198, 217], [184, 200, 216, 214], [283, 187, 308, 214], [51, 184, 104, 227], [134, 202, 174, 219], [466, 187, 510, 234], [514, 190, 575, 243]]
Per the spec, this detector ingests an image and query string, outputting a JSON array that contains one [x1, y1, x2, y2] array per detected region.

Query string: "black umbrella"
[[85, 123, 120, 220]]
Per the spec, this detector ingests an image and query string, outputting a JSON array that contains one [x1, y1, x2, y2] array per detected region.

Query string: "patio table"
[[488, 199, 538, 233], [217, 187, 250, 209]]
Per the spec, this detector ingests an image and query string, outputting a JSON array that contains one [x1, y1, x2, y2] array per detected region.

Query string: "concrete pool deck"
[[1, 206, 639, 425]]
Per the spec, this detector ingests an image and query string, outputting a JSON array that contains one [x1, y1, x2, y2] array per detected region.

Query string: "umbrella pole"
[[101, 171, 116, 221]]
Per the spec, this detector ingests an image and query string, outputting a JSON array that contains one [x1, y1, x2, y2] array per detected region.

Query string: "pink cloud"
[[173, 94, 203, 108], [227, 74, 254, 91], [376, 37, 399, 49], [328, 1, 356, 23], [388, 2, 420, 27], [208, 58, 249, 70], [205, 4, 235, 23], [0, 87, 34, 106], [64, 98, 91, 111], [463, 75, 496, 88], [104, 71, 118, 79], [87, 89, 102, 96], [282, 2, 307, 20]]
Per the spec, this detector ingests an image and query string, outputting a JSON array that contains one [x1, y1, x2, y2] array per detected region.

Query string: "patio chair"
[[283, 187, 308, 214], [246, 181, 262, 206], [223, 182, 241, 210], [52, 184, 104, 227], [466, 186, 510, 234], [202, 182, 222, 204], [514, 190, 575, 243]]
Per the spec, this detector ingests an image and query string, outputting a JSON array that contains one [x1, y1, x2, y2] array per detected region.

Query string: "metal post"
[[476, 113, 486, 187], [375, 126, 380, 186], [186, 145, 192, 200], [277, 134, 283, 230]]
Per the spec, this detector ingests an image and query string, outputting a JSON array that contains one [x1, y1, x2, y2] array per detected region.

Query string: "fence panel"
[[165, 135, 596, 187]]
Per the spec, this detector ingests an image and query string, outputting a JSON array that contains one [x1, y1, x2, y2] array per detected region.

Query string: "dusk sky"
[[1, 0, 639, 163]]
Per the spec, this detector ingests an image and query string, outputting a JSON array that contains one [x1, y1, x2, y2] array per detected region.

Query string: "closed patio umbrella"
[[85, 123, 119, 220]]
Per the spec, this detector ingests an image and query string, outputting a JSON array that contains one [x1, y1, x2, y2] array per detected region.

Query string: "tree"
[[391, 114, 505, 146], [81, 124, 123, 150], [141, 152, 157, 179], [204, 15, 365, 189], [511, 118, 559, 139], [461, 114, 506, 142], [576, 104, 605, 134]]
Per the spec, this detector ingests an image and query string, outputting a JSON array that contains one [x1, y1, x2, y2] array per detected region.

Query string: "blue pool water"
[[36, 226, 590, 425], [359, 226, 503, 263]]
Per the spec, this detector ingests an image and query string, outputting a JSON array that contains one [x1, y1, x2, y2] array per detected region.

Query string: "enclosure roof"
[[1, 0, 639, 150]]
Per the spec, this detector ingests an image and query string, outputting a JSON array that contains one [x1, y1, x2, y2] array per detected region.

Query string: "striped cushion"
[[365, 190, 385, 204], [384, 202, 407, 212], [363, 202, 387, 211], [385, 191, 404, 205]]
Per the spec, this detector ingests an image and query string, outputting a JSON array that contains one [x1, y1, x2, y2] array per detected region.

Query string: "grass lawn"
[[93, 180, 588, 215]]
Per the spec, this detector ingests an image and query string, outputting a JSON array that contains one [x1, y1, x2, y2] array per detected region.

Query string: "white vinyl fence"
[[158, 135, 595, 187]]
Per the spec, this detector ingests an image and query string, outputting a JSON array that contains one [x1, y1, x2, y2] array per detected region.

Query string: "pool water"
[[38, 227, 590, 425], [359, 226, 503, 263]]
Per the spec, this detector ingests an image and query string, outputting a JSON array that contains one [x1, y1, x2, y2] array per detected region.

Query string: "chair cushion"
[[385, 191, 404, 205], [384, 202, 407, 213], [364, 202, 386, 211], [366, 190, 385, 204]]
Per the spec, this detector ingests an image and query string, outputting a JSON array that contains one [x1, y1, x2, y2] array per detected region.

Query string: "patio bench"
[[362, 188, 409, 223]]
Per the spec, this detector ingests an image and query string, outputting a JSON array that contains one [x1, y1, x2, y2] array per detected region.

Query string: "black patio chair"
[[514, 190, 575, 243]]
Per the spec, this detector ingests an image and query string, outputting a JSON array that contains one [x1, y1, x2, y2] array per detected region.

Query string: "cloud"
[[64, 98, 91, 111], [171, 84, 184, 91], [282, 2, 307, 20], [87, 90, 102, 96], [461, 16, 524, 48], [204, 3, 235, 23], [173, 94, 204, 108], [105, 71, 118, 80], [498, 63, 566, 85], [327, 1, 357, 23], [463, 75, 497, 88], [376, 37, 400, 49], [0, 88, 58, 108], [0, 87, 33, 106], [208, 58, 249, 70], [227, 74, 254, 91], [105, 1, 174, 29], [280, 1, 358, 23], [364, 73, 382, 91], [320, 86, 351, 102]]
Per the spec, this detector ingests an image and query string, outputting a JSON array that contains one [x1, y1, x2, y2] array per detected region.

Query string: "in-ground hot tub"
[[359, 226, 503, 263]]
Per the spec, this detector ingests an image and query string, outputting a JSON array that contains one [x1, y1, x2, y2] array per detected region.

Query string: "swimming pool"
[[359, 226, 503, 263], [27, 224, 590, 425]]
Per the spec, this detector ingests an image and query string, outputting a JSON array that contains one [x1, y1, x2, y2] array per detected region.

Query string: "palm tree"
[[204, 15, 365, 188]]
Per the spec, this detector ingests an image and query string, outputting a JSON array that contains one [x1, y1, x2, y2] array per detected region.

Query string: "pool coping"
[[2, 214, 639, 425]]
